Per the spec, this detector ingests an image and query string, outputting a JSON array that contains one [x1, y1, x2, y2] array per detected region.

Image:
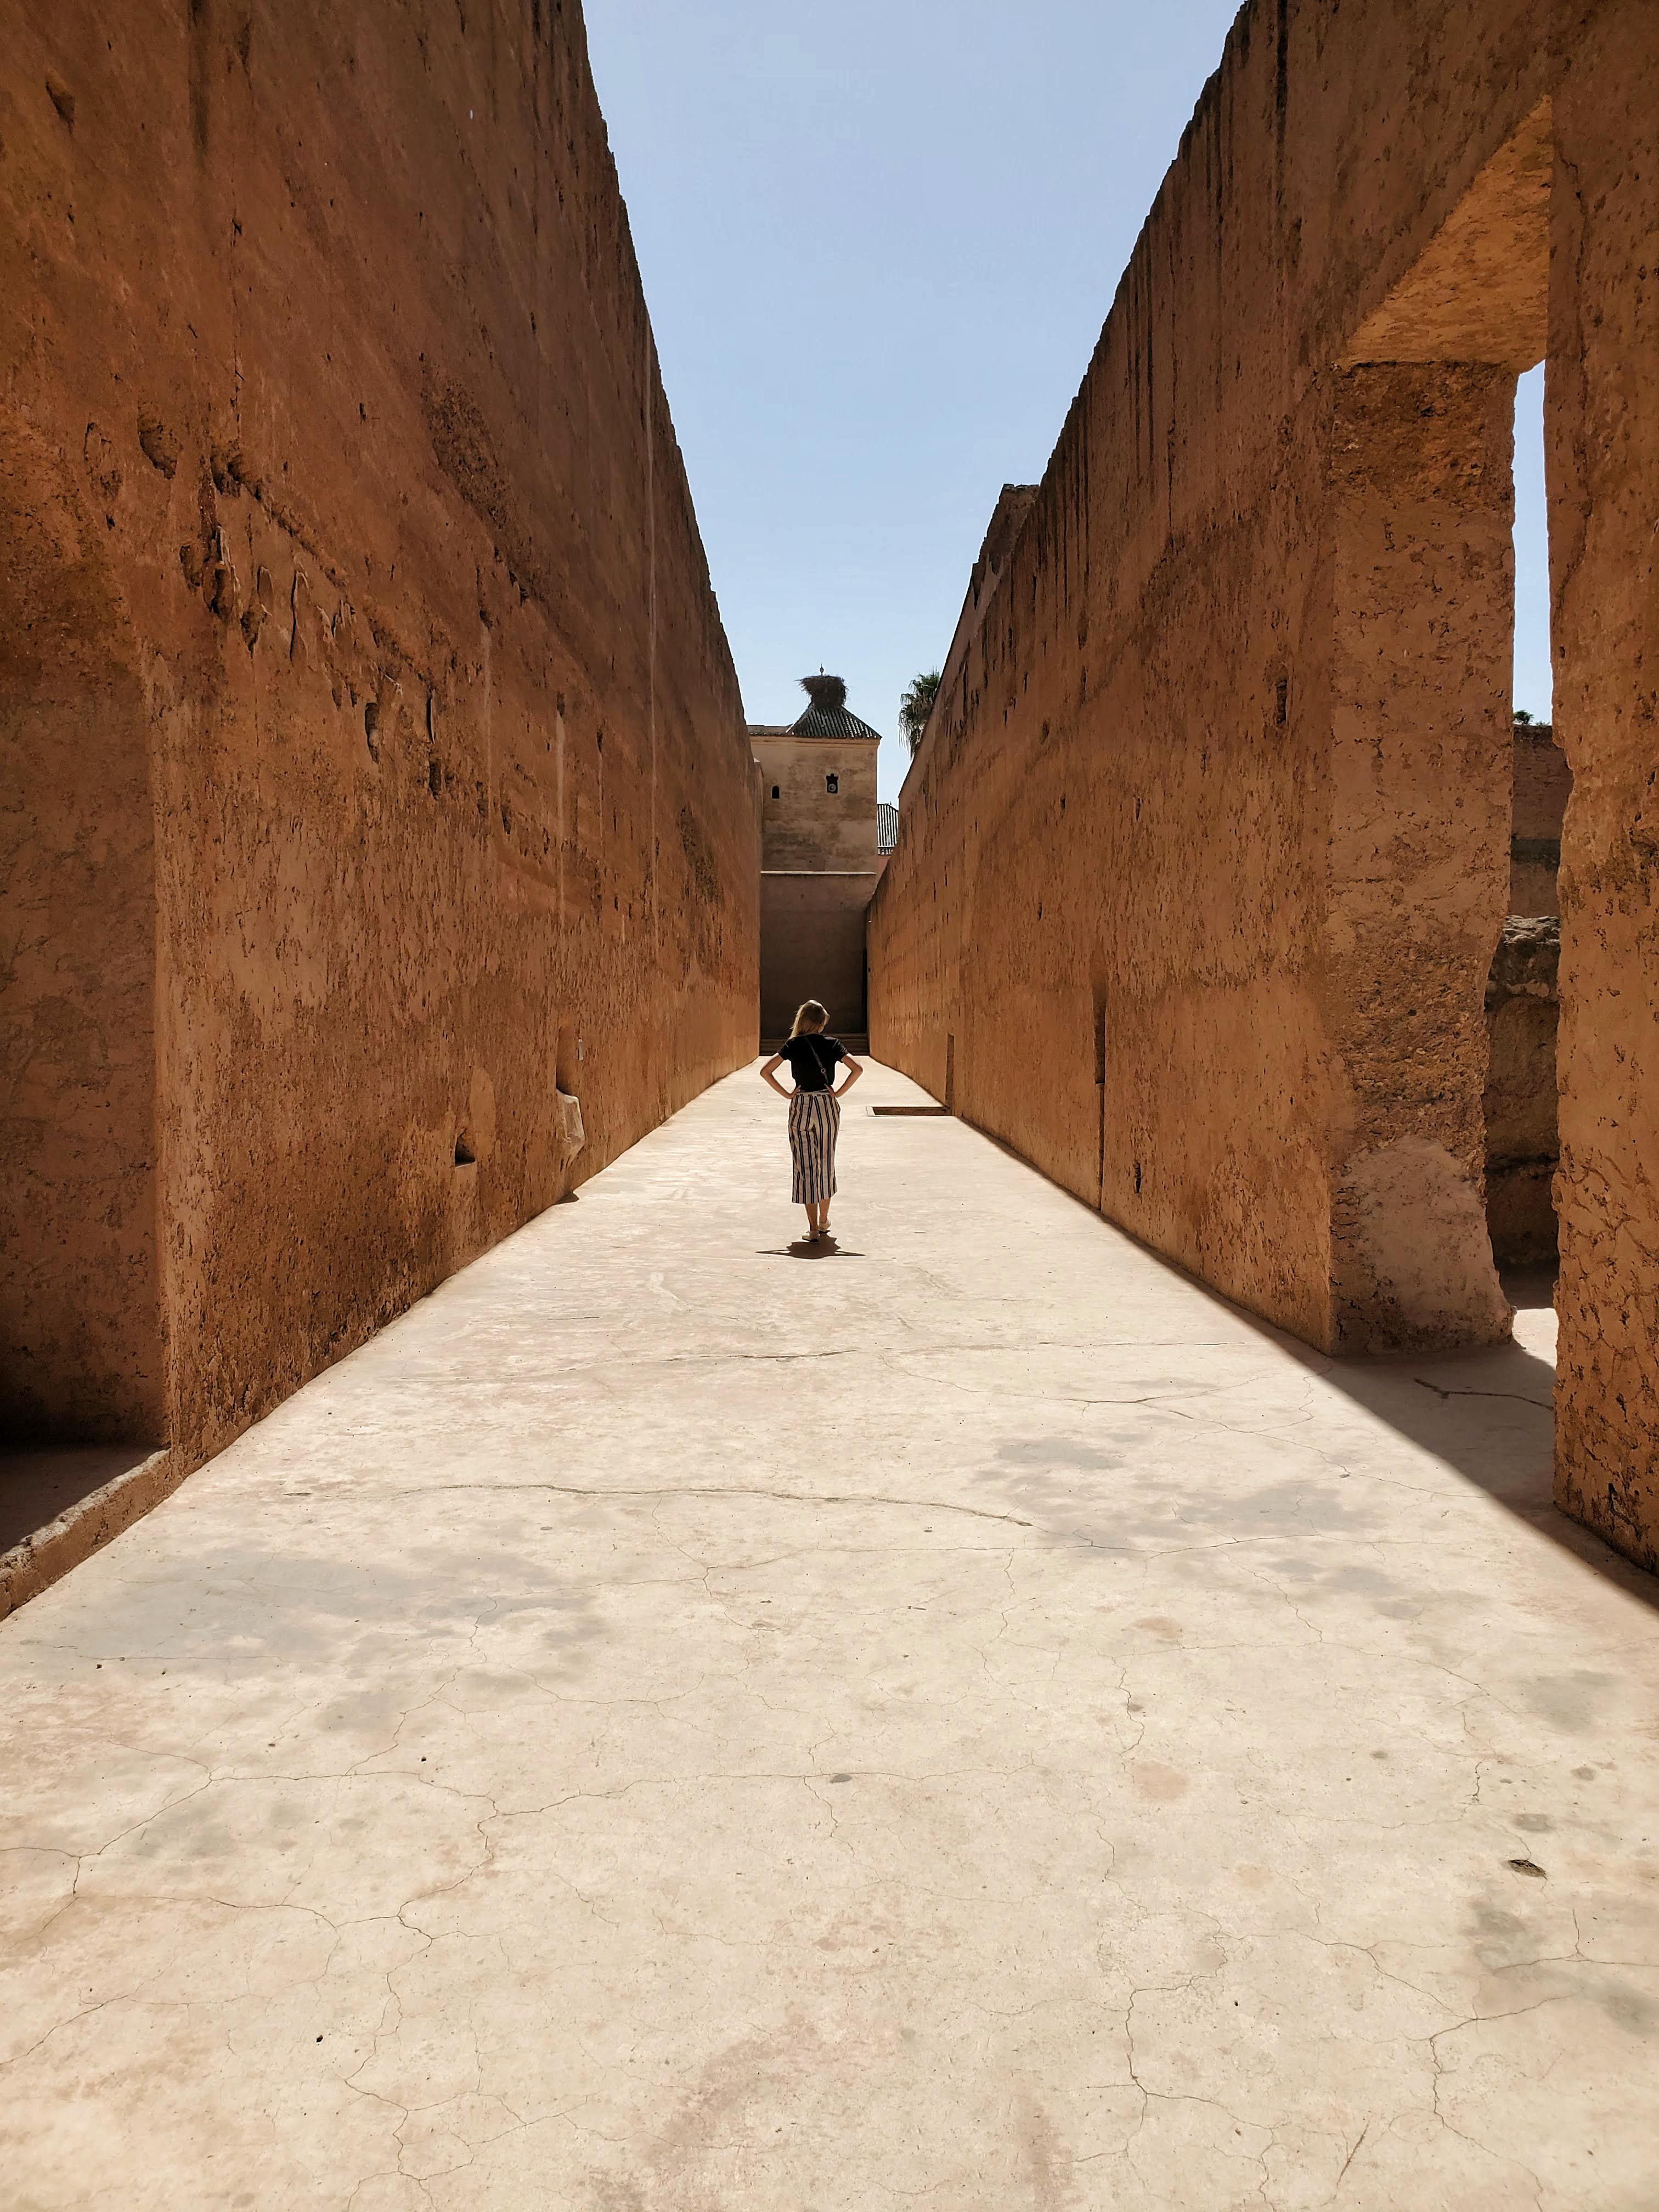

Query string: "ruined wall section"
[[1511, 720, 1571, 912], [870, 0, 1553, 1353], [2, 2, 759, 1464], [1485, 916, 1560, 1268]]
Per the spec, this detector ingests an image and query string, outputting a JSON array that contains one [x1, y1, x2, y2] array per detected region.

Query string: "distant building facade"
[[751, 676, 885, 1044]]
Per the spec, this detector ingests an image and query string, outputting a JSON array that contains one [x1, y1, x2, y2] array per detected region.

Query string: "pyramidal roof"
[[789, 673, 884, 743]]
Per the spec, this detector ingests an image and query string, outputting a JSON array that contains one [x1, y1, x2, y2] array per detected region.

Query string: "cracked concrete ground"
[[3, 1060, 1657, 2210]]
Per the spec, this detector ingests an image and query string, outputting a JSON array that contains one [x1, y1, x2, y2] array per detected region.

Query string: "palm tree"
[[899, 671, 941, 757]]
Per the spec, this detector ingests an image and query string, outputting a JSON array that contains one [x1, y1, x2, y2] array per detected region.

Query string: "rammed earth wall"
[[1, 3, 760, 1474], [868, 1, 1659, 1567]]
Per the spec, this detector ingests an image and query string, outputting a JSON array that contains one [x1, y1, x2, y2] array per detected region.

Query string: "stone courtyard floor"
[[3, 1060, 1657, 2210]]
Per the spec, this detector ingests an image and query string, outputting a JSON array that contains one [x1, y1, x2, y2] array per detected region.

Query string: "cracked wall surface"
[[868, 2, 1659, 1564], [1, 3, 760, 1469]]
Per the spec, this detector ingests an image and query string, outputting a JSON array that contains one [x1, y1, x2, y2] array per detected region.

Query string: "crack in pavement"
[[393, 1482, 1032, 1525]]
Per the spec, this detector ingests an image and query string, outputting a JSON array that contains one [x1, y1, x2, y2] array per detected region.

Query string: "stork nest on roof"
[[799, 674, 848, 713]]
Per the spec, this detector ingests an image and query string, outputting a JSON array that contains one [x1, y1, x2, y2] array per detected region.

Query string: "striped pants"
[[788, 1090, 840, 1204]]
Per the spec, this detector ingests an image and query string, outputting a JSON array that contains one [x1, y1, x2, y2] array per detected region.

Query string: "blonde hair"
[[790, 1000, 829, 1038]]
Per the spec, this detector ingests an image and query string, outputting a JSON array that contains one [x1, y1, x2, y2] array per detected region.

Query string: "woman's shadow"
[[757, 1234, 862, 1259]]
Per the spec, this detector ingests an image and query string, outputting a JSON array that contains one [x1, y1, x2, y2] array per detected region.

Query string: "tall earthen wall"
[[1510, 720, 1571, 913], [2, 3, 759, 1472], [870, 1, 1659, 1566], [1548, 11, 1659, 1566]]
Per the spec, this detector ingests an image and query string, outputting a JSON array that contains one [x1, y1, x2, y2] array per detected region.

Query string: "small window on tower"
[[771, 785, 780, 799], [825, 773, 839, 795]]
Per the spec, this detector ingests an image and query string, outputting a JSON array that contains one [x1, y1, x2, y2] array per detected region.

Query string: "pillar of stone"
[[1322, 363, 1517, 1352], [1484, 913, 1561, 1267], [1549, 7, 1659, 1570]]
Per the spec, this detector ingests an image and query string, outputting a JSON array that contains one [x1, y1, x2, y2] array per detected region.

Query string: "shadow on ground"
[[957, 1115, 1656, 1616], [757, 1239, 865, 1260], [1, 1447, 159, 1555]]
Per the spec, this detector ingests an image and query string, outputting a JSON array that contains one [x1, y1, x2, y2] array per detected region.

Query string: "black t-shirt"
[[776, 1034, 844, 1092]]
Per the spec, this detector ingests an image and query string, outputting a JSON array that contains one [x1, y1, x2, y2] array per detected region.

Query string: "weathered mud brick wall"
[[870, 1, 1659, 1566], [1, 3, 760, 1471], [1485, 916, 1560, 1269], [1549, 9, 1659, 1568], [1484, 721, 1571, 1270], [1510, 719, 1571, 913]]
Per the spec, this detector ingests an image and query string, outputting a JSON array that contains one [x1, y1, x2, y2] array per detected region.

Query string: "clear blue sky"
[[1513, 366, 1551, 726], [585, 3, 1554, 802]]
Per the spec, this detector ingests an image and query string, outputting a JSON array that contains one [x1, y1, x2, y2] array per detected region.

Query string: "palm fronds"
[[899, 671, 941, 756]]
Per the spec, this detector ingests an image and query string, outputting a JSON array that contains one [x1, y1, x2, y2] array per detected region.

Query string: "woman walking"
[[760, 1001, 862, 1241]]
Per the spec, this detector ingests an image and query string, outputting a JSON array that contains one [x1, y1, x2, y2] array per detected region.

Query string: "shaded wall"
[[1485, 918, 1560, 1268], [870, 2, 1659, 1566], [1485, 721, 1571, 1269], [0, 438, 161, 1441], [759, 875, 874, 1044], [2, 2, 759, 1471]]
